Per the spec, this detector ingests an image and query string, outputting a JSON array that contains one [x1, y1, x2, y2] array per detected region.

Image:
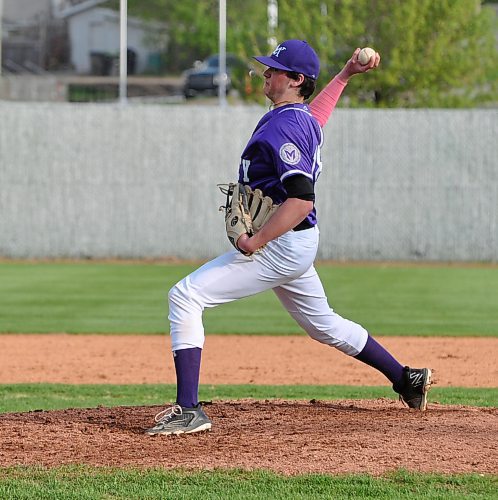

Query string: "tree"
[[120, 0, 498, 107], [275, 0, 498, 107]]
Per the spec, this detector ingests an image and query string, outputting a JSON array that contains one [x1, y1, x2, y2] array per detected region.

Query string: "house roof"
[[56, 0, 109, 19]]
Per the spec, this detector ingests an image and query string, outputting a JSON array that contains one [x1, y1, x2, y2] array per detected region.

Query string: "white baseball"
[[358, 47, 375, 65]]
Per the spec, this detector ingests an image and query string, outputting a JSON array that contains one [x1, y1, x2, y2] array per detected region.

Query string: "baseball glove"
[[245, 186, 278, 233], [218, 183, 254, 254], [218, 183, 278, 254]]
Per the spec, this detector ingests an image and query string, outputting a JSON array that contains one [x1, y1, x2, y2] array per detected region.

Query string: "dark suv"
[[183, 54, 248, 99]]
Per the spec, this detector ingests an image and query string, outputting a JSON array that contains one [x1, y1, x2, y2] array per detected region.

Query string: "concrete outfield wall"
[[0, 76, 68, 102], [0, 102, 497, 261]]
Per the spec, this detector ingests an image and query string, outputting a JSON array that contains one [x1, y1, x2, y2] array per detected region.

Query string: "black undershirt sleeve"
[[282, 175, 315, 202]]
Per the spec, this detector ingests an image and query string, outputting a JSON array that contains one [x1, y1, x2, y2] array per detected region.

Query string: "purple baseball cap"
[[253, 39, 320, 80]]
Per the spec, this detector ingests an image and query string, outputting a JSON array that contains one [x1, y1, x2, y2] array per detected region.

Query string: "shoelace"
[[154, 404, 182, 423]]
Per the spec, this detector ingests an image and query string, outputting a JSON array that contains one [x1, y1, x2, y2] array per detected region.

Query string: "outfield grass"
[[0, 384, 496, 413], [0, 467, 496, 500], [1, 261, 497, 336]]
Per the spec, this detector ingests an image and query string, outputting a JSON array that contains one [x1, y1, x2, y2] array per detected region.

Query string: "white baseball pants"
[[168, 226, 368, 356]]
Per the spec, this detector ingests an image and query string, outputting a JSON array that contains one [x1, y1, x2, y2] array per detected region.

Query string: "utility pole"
[[218, 0, 227, 106], [119, 0, 127, 105], [267, 0, 278, 51], [0, 0, 3, 76]]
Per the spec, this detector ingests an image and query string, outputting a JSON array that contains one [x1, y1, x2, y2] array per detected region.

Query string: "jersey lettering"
[[313, 145, 323, 181], [241, 159, 251, 182]]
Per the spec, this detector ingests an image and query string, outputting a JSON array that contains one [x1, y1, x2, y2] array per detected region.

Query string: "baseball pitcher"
[[146, 40, 432, 436]]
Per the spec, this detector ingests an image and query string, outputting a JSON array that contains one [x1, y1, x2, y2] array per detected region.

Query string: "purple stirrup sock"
[[355, 335, 404, 387], [174, 347, 202, 408]]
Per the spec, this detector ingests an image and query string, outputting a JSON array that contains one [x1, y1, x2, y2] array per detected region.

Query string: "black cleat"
[[393, 366, 432, 411]]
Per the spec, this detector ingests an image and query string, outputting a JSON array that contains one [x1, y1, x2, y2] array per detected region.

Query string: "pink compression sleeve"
[[309, 76, 348, 128]]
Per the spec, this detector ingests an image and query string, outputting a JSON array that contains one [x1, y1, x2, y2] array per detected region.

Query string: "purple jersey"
[[238, 103, 323, 226]]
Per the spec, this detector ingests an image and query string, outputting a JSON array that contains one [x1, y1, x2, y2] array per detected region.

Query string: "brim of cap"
[[253, 56, 293, 72]]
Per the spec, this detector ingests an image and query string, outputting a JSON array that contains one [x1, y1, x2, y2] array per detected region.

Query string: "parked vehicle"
[[183, 54, 250, 99]]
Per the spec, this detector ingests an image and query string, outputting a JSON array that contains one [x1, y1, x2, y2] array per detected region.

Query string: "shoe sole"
[[146, 422, 212, 436], [419, 368, 432, 411]]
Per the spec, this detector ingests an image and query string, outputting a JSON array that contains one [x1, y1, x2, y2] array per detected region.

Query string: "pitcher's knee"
[[169, 282, 196, 311], [168, 282, 205, 350], [307, 330, 359, 355], [168, 282, 203, 325], [305, 316, 368, 356], [168, 283, 182, 306]]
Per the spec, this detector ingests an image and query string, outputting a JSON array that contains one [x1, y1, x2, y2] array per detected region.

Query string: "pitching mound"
[[1, 399, 496, 475]]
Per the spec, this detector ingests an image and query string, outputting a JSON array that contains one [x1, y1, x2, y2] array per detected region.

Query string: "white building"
[[60, 3, 167, 74]]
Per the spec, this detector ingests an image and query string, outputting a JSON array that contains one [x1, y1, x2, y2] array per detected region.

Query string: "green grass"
[[0, 466, 496, 499], [0, 383, 496, 413], [1, 261, 496, 497], [68, 85, 118, 102], [0, 386, 496, 499], [0, 261, 497, 336]]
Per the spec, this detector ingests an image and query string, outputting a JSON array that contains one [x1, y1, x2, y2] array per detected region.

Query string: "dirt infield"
[[0, 334, 497, 386], [0, 334, 497, 475], [1, 400, 497, 475]]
